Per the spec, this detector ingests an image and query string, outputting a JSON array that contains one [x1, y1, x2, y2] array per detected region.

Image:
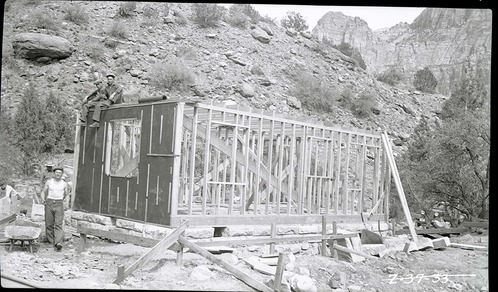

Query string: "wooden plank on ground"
[[243, 256, 293, 277], [331, 243, 378, 260], [77, 222, 181, 249], [178, 236, 273, 292], [113, 221, 189, 284], [461, 221, 489, 229], [0, 213, 16, 226], [394, 228, 467, 236], [449, 243, 488, 251]]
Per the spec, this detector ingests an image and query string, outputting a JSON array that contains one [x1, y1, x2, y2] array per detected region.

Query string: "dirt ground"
[[0, 225, 489, 291]]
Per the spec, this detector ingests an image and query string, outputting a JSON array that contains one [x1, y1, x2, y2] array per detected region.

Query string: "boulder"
[[289, 274, 317, 292], [238, 83, 255, 98], [251, 28, 271, 44], [259, 22, 274, 36], [286, 96, 302, 109], [286, 28, 298, 37], [13, 33, 74, 60], [300, 31, 312, 39], [328, 271, 347, 289], [189, 265, 214, 281]]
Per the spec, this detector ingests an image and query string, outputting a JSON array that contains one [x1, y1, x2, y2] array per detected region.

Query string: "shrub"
[[83, 39, 105, 61], [290, 70, 337, 113], [333, 42, 366, 70], [225, 11, 250, 29], [413, 67, 438, 93], [175, 11, 188, 26], [161, 3, 171, 16], [281, 11, 309, 32], [192, 3, 223, 28], [141, 4, 160, 27], [351, 92, 377, 118], [63, 3, 89, 25], [30, 9, 60, 31], [229, 4, 260, 24], [176, 46, 197, 60], [259, 14, 278, 26], [339, 87, 354, 108], [117, 2, 136, 18], [149, 60, 196, 93], [23, 0, 42, 6], [108, 21, 128, 39], [377, 68, 404, 86]]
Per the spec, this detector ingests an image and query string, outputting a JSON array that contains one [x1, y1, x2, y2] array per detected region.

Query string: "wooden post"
[[273, 253, 285, 292], [321, 215, 328, 256], [202, 108, 212, 216], [116, 265, 125, 284], [270, 222, 276, 254], [188, 107, 198, 215], [332, 221, 338, 259], [79, 233, 87, 253], [176, 230, 185, 266]]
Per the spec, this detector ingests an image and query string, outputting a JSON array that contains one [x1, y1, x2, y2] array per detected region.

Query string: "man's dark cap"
[[53, 167, 64, 172]]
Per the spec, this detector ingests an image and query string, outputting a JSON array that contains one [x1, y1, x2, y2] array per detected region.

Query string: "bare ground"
[[0, 229, 488, 292]]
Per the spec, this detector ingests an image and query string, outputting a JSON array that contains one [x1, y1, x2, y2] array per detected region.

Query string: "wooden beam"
[[77, 222, 180, 249], [461, 221, 488, 228], [178, 236, 273, 292], [169, 213, 387, 226], [0, 213, 16, 226], [189, 233, 358, 247], [381, 132, 417, 241], [394, 227, 467, 235], [113, 221, 189, 284], [449, 243, 487, 250]]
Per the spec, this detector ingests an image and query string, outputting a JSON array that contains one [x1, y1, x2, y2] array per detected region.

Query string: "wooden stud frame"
[[171, 102, 391, 226]]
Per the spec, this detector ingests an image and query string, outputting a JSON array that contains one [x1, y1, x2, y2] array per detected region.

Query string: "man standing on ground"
[[40, 166, 69, 251], [78, 73, 123, 128]]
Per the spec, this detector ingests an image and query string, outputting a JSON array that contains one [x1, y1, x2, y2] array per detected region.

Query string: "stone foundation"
[[69, 210, 390, 242]]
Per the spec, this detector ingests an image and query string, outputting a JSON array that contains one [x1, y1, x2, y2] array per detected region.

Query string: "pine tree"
[[13, 84, 47, 174]]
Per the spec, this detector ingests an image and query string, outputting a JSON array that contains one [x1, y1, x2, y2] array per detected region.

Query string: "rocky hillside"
[[2, 1, 449, 153], [312, 8, 492, 95]]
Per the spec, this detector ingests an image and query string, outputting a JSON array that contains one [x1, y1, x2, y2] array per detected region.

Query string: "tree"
[[9, 85, 75, 175], [441, 77, 487, 119], [0, 105, 22, 180], [280, 11, 308, 32], [12, 84, 47, 174], [399, 79, 490, 220], [332, 42, 367, 70], [43, 92, 74, 153], [413, 67, 438, 93]]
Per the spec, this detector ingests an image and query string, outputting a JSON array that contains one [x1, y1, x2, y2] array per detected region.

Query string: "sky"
[[221, 4, 426, 31]]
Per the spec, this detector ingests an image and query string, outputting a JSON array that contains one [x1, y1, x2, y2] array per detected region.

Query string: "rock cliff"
[[312, 8, 492, 95]]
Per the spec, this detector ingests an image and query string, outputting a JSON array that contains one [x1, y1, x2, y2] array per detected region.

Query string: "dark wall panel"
[[74, 103, 178, 226]]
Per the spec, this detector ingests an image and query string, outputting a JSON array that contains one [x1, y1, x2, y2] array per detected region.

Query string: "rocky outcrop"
[[312, 9, 492, 95], [12, 33, 74, 61]]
